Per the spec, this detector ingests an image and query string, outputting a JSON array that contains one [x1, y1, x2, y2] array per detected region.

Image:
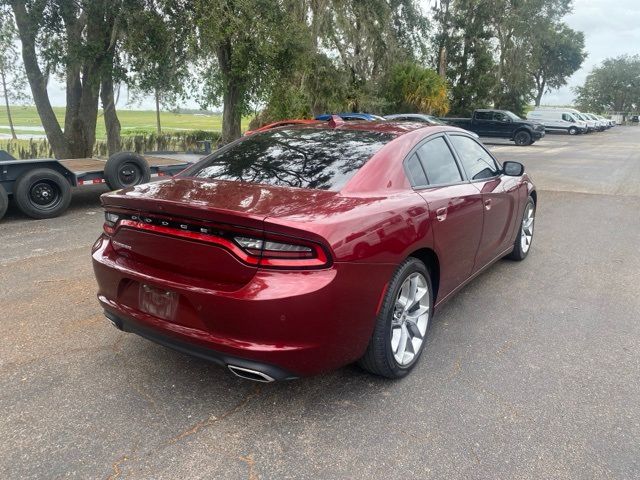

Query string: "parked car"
[[443, 109, 545, 145], [597, 115, 615, 127], [535, 107, 598, 132], [584, 113, 607, 131], [574, 113, 597, 132], [93, 121, 536, 381], [383, 113, 446, 125], [385, 113, 480, 138], [315, 113, 386, 121], [526, 109, 587, 135]]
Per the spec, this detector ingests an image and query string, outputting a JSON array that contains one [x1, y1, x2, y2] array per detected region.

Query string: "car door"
[[492, 111, 514, 137], [447, 133, 520, 271], [472, 111, 494, 136], [406, 135, 484, 299]]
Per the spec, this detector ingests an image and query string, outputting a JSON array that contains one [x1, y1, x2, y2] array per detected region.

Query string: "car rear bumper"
[[92, 237, 394, 378], [103, 309, 297, 381]]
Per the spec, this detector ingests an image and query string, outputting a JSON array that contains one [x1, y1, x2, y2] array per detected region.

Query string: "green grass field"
[[0, 105, 252, 139]]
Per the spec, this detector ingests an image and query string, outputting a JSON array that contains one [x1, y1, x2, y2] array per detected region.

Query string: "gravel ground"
[[1, 126, 639, 479]]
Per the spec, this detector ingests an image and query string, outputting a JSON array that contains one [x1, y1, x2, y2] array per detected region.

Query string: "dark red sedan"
[[92, 121, 536, 381]]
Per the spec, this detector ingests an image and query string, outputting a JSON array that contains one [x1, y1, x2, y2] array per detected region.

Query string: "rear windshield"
[[183, 128, 394, 191]]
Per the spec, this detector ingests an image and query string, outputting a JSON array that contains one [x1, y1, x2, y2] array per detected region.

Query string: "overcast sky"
[[44, 0, 640, 110], [542, 0, 640, 105]]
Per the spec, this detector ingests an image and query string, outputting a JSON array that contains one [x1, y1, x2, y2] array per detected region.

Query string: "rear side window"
[[475, 111, 492, 121], [405, 153, 428, 186], [184, 128, 394, 191], [415, 137, 462, 185], [449, 135, 500, 180]]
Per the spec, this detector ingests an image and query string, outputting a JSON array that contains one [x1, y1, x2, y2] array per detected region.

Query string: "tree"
[[530, 23, 586, 106], [380, 62, 449, 115], [9, 0, 123, 158], [192, 0, 280, 143], [489, 0, 572, 115], [124, 1, 191, 135], [0, 7, 29, 139], [323, 0, 428, 111], [574, 55, 640, 113], [434, 0, 496, 115], [253, 0, 430, 126]]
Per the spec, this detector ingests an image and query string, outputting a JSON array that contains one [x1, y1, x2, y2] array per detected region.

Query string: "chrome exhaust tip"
[[227, 365, 275, 383]]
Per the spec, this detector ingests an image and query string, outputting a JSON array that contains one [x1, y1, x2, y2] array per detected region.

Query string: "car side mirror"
[[503, 161, 524, 176]]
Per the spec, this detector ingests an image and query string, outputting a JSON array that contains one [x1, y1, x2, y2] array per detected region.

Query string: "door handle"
[[436, 207, 447, 222], [484, 199, 492, 210]]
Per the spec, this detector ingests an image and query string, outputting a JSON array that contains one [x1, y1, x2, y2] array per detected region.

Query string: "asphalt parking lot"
[[1, 127, 639, 479]]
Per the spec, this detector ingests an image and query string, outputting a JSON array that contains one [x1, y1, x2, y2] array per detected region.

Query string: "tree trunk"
[[438, 45, 447, 79], [155, 89, 161, 134], [534, 76, 545, 106], [14, 0, 116, 159], [100, 3, 121, 157], [12, 1, 71, 159], [221, 82, 242, 144], [1, 69, 17, 140], [217, 40, 242, 144], [101, 75, 121, 156]]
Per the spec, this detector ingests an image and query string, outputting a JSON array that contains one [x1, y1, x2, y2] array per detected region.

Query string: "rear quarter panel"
[[264, 191, 434, 264]]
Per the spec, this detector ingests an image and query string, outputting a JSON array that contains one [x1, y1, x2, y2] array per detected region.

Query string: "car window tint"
[[185, 128, 394, 191], [449, 135, 500, 181], [405, 153, 428, 186], [475, 111, 492, 121], [415, 137, 462, 185], [494, 112, 507, 122]]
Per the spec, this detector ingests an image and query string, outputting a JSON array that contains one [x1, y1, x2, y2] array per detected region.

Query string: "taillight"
[[234, 235, 329, 268], [102, 211, 331, 269], [103, 212, 120, 236]]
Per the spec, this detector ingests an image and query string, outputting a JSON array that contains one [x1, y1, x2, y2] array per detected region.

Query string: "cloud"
[[542, 0, 640, 105]]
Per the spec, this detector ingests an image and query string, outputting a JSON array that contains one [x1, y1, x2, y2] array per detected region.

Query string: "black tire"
[[13, 168, 72, 219], [358, 257, 433, 379], [568, 126, 578, 135], [506, 196, 535, 261], [514, 130, 532, 146], [104, 152, 151, 190], [0, 184, 8, 221]]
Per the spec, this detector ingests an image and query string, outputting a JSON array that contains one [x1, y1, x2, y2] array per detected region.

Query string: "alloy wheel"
[[520, 203, 535, 253], [391, 272, 430, 366]]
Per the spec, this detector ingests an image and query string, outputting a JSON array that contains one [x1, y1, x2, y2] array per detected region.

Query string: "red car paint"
[[93, 122, 535, 379], [244, 118, 321, 135]]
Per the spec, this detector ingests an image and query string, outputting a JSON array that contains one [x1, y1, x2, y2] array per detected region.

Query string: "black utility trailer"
[[0, 151, 192, 222]]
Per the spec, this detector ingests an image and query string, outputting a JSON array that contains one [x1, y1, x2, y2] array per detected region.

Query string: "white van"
[[526, 109, 587, 135], [534, 107, 599, 132], [585, 113, 608, 130]]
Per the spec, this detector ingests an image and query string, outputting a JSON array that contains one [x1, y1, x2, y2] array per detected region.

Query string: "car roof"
[[384, 113, 436, 119], [253, 120, 450, 137], [315, 113, 384, 121]]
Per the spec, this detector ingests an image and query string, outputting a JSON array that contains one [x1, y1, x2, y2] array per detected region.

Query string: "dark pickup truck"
[[444, 109, 545, 146]]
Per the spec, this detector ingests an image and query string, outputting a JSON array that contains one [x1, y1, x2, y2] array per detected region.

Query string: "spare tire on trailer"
[[0, 184, 8, 221], [14, 168, 72, 219], [104, 152, 151, 190]]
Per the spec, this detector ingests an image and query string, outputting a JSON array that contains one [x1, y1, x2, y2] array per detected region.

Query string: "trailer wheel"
[[0, 184, 8, 221], [14, 168, 72, 219], [105, 152, 151, 190]]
